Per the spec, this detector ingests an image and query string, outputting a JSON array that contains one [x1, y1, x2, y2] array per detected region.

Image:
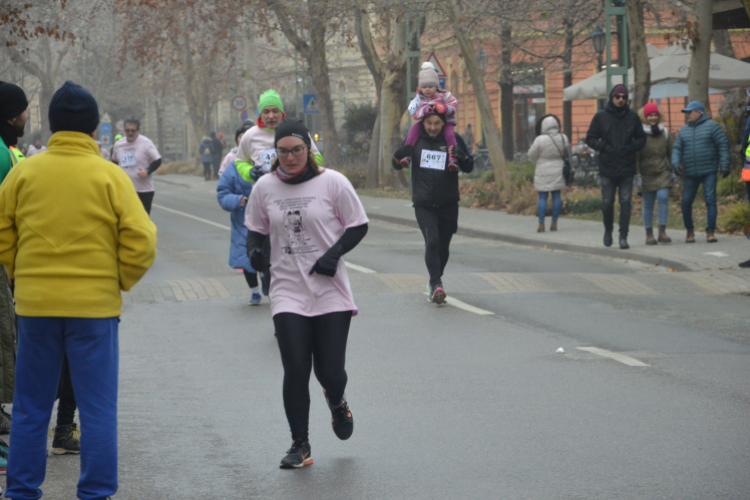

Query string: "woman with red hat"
[[637, 103, 674, 245]]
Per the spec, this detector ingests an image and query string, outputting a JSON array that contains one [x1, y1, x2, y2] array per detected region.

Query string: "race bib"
[[420, 150, 446, 170], [259, 148, 277, 172], [120, 152, 137, 168]]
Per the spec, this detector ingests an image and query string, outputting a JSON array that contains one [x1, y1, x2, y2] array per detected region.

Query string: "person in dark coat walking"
[[586, 84, 647, 249], [210, 131, 223, 179], [392, 110, 473, 305]]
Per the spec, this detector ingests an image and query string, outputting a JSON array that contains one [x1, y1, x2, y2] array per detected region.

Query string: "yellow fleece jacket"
[[0, 132, 157, 318]]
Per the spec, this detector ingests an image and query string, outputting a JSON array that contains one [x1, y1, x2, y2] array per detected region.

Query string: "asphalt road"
[[3, 176, 749, 499]]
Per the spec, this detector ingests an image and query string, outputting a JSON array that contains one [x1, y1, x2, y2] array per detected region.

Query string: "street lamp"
[[477, 48, 488, 74], [591, 26, 605, 110]]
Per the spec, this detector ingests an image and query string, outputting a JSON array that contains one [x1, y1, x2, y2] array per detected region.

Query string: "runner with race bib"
[[236, 90, 323, 298], [392, 109, 473, 305], [111, 117, 162, 215]]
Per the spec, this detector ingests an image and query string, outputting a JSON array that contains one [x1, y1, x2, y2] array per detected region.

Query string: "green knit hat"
[[258, 89, 283, 114]]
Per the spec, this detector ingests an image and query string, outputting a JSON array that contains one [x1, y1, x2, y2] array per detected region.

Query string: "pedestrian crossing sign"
[[303, 94, 318, 114]]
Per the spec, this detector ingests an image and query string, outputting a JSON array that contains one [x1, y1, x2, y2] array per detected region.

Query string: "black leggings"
[[203, 162, 212, 180], [56, 355, 77, 427], [137, 191, 154, 215], [243, 269, 258, 289], [415, 205, 458, 286], [273, 311, 352, 442]]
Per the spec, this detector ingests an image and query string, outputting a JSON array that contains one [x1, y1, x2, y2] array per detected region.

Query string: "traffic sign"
[[116, 120, 124, 132], [424, 52, 447, 78], [438, 78, 446, 89], [101, 112, 111, 124], [100, 123, 112, 135], [303, 94, 318, 114], [101, 134, 111, 145], [241, 110, 248, 122], [232, 95, 247, 111]]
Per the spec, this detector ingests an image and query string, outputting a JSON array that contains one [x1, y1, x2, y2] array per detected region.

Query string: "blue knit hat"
[[49, 81, 99, 134]]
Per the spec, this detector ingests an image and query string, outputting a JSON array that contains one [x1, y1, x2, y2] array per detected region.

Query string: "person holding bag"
[[637, 103, 674, 245], [529, 115, 570, 233]]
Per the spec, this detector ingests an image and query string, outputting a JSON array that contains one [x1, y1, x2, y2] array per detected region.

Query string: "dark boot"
[[51, 423, 80, 455], [603, 229, 613, 247], [550, 221, 558, 232], [619, 236, 630, 249], [645, 228, 657, 245], [658, 225, 672, 243], [537, 222, 545, 233], [739, 258, 750, 268]]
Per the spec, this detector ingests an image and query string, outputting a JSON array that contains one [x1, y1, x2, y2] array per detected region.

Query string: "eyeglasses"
[[613, 94, 627, 100], [277, 145, 307, 157], [124, 129, 138, 133]]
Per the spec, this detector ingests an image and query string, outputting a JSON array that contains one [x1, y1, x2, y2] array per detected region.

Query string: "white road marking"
[[703, 251, 729, 257], [153, 204, 231, 231], [576, 347, 650, 367], [345, 262, 377, 274], [154, 202, 494, 315], [154, 204, 379, 275], [423, 293, 495, 316]]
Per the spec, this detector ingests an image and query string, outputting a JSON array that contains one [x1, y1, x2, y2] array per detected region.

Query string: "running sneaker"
[[429, 283, 446, 305], [50, 423, 81, 455], [279, 440, 313, 469], [249, 292, 262, 306], [324, 392, 354, 441], [260, 272, 270, 296]]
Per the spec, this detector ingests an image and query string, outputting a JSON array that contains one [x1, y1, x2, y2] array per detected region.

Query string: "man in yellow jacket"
[[0, 81, 157, 500]]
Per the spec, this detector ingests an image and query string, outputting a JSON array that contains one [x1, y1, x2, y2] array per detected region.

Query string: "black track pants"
[[415, 205, 458, 286], [273, 311, 352, 442], [56, 355, 77, 427], [243, 270, 258, 289], [137, 191, 154, 215]]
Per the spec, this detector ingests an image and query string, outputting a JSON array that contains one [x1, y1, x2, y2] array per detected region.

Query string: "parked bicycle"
[[473, 147, 492, 171]]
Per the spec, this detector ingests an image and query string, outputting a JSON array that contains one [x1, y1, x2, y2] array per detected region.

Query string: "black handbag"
[[550, 135, 574, 186]]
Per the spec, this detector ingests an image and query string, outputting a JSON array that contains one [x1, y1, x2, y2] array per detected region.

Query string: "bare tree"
[[687, 0, 712, 113], [627, 0, 650, 110]]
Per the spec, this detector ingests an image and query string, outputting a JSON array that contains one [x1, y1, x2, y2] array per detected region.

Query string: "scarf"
[[650, 124, 662, 136], [276, 165, 316, 184]]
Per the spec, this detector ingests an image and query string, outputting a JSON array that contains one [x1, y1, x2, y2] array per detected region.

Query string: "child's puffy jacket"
[[408, 90, 458, 124]]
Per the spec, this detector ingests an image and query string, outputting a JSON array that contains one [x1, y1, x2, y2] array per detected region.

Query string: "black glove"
[[721, 169, 730, 179], [453, 146, 468, 161], [309, 244, 343, 277], [250, 165, 265, 182], [249, 247, 270, 272]]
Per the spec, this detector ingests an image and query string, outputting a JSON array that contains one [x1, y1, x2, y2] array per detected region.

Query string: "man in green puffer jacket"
[[671, 101, 730, 243]]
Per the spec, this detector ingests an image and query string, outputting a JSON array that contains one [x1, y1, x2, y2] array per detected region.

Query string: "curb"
[[366, 213, 693, 273]]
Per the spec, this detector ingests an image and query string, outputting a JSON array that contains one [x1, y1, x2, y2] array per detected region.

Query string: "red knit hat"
[[643, 103, 659, 117]]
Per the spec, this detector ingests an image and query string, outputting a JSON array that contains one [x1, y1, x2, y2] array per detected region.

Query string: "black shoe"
[[619, 237, 629, 250], [739, 259, 750, 269], [280, 440, 313, 469], [51, 423, 81, 455], [603, 230, 613, 247], [325, 391, 354, 440]]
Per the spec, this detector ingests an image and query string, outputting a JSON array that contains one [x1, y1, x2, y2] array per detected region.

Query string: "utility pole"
[[605, 0, 629, 96]]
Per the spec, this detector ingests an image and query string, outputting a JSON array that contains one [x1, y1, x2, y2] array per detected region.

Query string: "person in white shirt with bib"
[[392, 109, 473, 305], [111, 117, 162, 215]]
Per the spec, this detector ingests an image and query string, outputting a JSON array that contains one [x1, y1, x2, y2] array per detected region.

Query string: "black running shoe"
[[280, 440, 313, 469], [325, 391, 354, 440]]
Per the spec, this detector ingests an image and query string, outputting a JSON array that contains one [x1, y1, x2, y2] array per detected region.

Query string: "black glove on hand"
[[309, 244, 343, 277], [249, 248, 270, 272], [250, 165, 265, 182], [453, 146, 468, 161], [722, 169, 730, 179]]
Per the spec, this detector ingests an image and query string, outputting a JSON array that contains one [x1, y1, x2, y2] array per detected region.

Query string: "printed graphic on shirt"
[[420, 149, 446, 170], [120, 151, 137, 167], [274, 197, 319, 256]]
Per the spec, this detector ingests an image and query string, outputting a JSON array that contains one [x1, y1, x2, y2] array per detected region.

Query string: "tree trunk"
[[500, 23, 514, 162], [379, 18, 407, 187], [354, 5, 385, 188], [445, 0, 510, 197], [627, 0, 651, 110], [687, 0, 713, 115], [156, 99, 165, 155], [562, 21, 574, 140], [308, 0, 342, 170], [366, 113, 381, 188]]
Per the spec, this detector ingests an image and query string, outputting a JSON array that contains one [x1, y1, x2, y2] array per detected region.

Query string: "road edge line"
[[577, 347, 650, 367]]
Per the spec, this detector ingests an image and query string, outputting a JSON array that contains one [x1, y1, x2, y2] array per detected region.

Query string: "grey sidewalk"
[[358, 195, 750, 273], [152, 174, 750, 273]]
